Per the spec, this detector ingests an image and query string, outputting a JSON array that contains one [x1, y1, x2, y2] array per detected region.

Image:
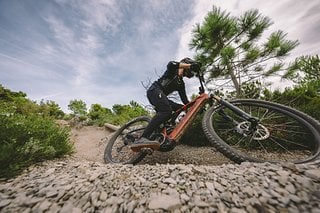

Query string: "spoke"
[[268, 137, 296, 156], [109, 121, 149, 163], [211, 102, 318, 163], [257, 106, 261, 118], [264, 121, 299, 127], [260, 108, 272, 121], [275, 129, 310, 135], [225, 133, 241, 143], [263, 124, 310, 135], [249, 106, 280, 123], [266, 124, 307, 131], [269, 135, 310, 149], [255, 133, 268, 154], [262, 119, 298, 126], [260, 110, 293, 123], [244, 132, 256, 147], [233, 135, 248, 147], [260, 112, 285, 122], [215, 127, 234, 133]]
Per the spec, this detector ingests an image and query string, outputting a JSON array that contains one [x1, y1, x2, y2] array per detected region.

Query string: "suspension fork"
[[213, 96, 260, 129]]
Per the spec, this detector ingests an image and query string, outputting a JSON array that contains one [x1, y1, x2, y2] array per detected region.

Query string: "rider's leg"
[[131, 86, 172, 150], [141, 109, 171, 138], [142, 85, 172, 138], [168, 100, 183, 111]]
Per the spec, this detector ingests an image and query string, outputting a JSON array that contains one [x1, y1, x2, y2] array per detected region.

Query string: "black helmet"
[[180, 57, 195, 64], [180, 57, 198, 78]]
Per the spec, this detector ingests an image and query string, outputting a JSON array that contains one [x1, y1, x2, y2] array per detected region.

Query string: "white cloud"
[[173, 0, 320, 94], [176, 0, 320, 60], [175, 0, 213, 60], [87, 0, 121, 30], [45, 15, 75, 50], [1, 0, 320, 112], [44, 6, 105, 86]]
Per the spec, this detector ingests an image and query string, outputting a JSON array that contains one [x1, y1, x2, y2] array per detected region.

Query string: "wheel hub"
[[236, 121, 270, 140]]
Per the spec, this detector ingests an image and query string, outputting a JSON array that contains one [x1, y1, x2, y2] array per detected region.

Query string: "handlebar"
[[198, 73, 205, 94]]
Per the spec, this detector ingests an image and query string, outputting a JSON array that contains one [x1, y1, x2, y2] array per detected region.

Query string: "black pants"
[[142, 84, 182, 138]]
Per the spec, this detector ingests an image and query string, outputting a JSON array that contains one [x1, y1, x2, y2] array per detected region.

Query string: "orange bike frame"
[[167, 93, 210, 142]]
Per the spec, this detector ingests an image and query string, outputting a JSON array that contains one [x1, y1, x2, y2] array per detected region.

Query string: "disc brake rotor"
[[237, 121, 270, 140]]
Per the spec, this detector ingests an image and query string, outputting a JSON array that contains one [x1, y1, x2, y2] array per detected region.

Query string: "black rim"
[[210, 101, 319, 163], [106, 118, 150, 164]]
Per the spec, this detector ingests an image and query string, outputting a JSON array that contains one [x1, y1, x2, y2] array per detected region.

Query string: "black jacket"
[[155, 61, 189, 105]]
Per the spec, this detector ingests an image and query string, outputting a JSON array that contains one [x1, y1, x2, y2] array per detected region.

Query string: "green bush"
[[110, 101, 149, 125], [0, 110, 73, 178], [88, 101, 150, 126], [87, 103, 113, 126], [263, 80, 320, 120], [0, 84, 65, 119]]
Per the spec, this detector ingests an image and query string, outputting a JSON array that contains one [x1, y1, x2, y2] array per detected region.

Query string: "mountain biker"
[[130, 57, 201, 151]]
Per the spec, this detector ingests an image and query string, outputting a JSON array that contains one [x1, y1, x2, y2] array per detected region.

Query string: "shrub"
[[263, 80, 320, 120], [0, 109, 73, 178], [110, 101, 149, 125], [88, 101, 150, 126], [68, 99, 87, 117]]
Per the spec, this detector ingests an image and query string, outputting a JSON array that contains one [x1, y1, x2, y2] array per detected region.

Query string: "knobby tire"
[[202, 99, 320, 164], [104, 116, 151, 164]]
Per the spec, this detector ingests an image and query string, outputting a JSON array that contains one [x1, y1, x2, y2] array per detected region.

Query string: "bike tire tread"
[[104, 116, 151, 164], [202, 99, 320, 164]]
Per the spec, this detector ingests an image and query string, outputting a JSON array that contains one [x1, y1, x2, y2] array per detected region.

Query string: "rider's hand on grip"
[[190, 62, 201, 73]]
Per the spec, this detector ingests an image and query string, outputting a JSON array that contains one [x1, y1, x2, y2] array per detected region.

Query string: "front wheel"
[[104, 116, 151, 164], [202, 99, 320, 164]]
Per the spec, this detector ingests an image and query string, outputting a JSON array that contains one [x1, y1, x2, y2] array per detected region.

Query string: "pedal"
[[141, 148, 154, 155], [130, 143, 160, 153]]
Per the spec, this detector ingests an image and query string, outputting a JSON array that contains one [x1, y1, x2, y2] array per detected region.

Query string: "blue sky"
[[1, 0, 319, 112]]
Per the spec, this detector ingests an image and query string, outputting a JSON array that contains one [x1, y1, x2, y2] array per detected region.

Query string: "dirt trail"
[[70, 125, 232, 165], [71, 126, 111, 163]]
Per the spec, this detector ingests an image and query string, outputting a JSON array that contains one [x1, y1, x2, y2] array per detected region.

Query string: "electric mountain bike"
[[104, 74, 320, 165]]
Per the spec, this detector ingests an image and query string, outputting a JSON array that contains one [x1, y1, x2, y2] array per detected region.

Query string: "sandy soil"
[[70, 126, 111, 163], [70, 125, 233, 165]]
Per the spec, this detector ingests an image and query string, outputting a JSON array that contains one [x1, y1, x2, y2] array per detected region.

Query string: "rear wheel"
[[104, 116, 151, 164], [202, 99, 320, 164]]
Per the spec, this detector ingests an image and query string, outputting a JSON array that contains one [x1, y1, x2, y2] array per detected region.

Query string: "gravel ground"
[[0, 157, 319, 213], [140, 145, 233, 166], [1, 126, 319, 212]]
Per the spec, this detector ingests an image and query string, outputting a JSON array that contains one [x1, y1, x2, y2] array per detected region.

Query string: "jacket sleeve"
[[178, 83, 189, 105], [167, 61, 179, 73]]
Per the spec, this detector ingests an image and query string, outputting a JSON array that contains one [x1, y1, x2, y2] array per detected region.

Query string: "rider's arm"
[[179, 62, 192, 69], [178, 62, 191, 103], [178, 63, 191, 76], [178, 83, 189, 105], [167, 61, 192, 76]]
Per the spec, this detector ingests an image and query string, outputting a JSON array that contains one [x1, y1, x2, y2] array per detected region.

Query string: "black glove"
[[190, 62, 201, 72]]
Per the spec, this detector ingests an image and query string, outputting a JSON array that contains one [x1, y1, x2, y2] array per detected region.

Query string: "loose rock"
[[0, 157, 319, 212]]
